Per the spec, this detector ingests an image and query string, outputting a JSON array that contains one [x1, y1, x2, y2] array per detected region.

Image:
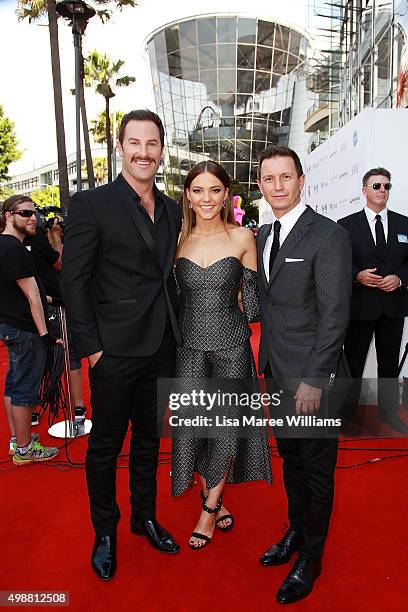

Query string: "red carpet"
[[0, 327, 407, 611]]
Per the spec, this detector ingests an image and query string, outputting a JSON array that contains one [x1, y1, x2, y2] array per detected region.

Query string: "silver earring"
[[188, 200, 192, 209], [222, 201, 226, 208]]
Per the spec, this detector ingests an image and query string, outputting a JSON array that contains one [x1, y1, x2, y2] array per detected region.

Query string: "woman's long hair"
[[0, 195, 33, 233], [177, 161, 237, 256]]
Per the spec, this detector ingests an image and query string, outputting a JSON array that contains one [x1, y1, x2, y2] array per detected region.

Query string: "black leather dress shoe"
[[260, 528, 301, 566], [91, 535, 117, 580], [276, 556, 322, 604], [131, 519, 180, 554]]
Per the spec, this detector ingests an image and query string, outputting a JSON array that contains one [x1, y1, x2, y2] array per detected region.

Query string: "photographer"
[[0, 195, 59, 464], [25, 210, 87, 424], [25, 214, 62, 297]]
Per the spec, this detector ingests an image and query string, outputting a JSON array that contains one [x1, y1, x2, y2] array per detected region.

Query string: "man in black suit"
[[61, 110, 182, 580], [256, 145, 352, 604], [338, 167, 408, 433]]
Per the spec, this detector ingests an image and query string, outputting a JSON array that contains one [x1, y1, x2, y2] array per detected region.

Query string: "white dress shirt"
[[364, 206, 388, 243], [263, 201, 307, 282]]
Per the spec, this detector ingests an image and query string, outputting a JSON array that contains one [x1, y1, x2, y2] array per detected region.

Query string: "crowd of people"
[[1, 108, 407, 604]]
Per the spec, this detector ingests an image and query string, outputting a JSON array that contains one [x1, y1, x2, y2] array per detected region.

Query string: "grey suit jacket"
[[257, 206, 352, 389]]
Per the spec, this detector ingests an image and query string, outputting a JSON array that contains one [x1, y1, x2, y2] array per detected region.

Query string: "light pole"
[[56, 1, 95, 192]]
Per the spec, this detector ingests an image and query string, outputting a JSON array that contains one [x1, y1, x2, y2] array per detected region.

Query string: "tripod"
[[48, 307, 91, 439]]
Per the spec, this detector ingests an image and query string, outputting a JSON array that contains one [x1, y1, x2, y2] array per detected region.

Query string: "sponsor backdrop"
[[304, 108, 408, 218], [305, 108, 408, 381]]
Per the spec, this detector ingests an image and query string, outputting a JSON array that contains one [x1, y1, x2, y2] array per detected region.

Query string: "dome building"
[[145, 14, 310, 199]]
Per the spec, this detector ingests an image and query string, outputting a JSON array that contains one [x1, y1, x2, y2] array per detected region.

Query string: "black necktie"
[[269, 220, 281, 277], [375, 214, 386, 260]]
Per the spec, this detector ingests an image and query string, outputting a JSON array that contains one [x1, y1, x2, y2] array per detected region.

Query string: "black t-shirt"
[[25, 228, 61, 298], [0, 234, 48, 333]]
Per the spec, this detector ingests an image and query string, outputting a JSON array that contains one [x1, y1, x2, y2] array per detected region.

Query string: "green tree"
[[0, 185, 15, 202], [85, 51, 135, 182], [31, 185, 61, 209], [93, 157, 109, 186], [90, 110, 125, 144], [18, 1, 70, 209], [17, 1, 137, 202], [0, 105, 21, 182], [88, 0, 138, 23]]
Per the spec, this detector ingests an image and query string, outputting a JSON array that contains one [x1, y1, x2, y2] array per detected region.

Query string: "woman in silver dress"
[[171, 161, 272, 549]]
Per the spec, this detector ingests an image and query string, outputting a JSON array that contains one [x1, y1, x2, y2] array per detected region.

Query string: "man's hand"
[[88, 350, 103, 369], [40, 332, 64, 347], [377, 274, 401, 292], [356, 268, 383, 287], [294, 382, 322, 415], [49, 217, 63, 238]]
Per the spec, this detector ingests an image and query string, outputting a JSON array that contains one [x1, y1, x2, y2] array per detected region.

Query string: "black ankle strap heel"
[[202, 495, 222, 514]]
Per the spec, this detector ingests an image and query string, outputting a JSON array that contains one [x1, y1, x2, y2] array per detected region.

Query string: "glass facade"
[[146, 15, 309, 198]]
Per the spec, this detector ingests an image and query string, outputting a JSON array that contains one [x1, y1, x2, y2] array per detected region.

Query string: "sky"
[[0, 0, 311, 176]]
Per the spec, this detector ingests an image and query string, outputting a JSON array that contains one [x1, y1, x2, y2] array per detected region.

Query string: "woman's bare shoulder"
[[228, 225, 255, 245]]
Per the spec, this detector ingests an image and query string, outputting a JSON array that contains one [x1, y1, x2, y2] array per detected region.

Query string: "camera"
[[45, 216, 65, 231], [36, 206, 65, 231]]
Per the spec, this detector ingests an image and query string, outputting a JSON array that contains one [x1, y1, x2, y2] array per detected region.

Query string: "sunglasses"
[[10, 209, 37, 218], [366, 182, 392, 191]]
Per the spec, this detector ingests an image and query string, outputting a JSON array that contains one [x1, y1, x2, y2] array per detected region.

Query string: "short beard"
[[12, 218, 36, 236]]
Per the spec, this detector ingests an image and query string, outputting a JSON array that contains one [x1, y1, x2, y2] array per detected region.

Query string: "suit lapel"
[[257, 224, 271, 292], [356, 209, 376, 250], [268, 207, 314, 287]]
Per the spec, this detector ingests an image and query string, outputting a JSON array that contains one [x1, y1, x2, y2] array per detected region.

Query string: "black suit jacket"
[[60, 176, 182, 359], [338, 209, 408, 320]]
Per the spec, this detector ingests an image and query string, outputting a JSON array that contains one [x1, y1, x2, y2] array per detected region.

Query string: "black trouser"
[[274, 436, 338, 560], [86, 325, 176, 536], [265, 365, 338, 561], [343, 315, 404, 420]]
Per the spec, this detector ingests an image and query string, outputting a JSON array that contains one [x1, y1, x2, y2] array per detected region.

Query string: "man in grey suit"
[[256, 145, 352, 604]]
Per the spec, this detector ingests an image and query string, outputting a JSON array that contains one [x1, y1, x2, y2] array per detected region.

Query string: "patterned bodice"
[[175, 256, 259, 351]]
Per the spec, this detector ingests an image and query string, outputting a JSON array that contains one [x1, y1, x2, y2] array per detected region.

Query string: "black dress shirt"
[[117, 173, 170, 271]]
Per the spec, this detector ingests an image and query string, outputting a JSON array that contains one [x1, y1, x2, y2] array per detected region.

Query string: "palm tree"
[[93, 157, 108, 186], [18, 0, 70, 210], [17, 1, 138, 201], [85, 51, 135, 182], [69, 1, 138, 189], [90, 110, 124, 144]]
